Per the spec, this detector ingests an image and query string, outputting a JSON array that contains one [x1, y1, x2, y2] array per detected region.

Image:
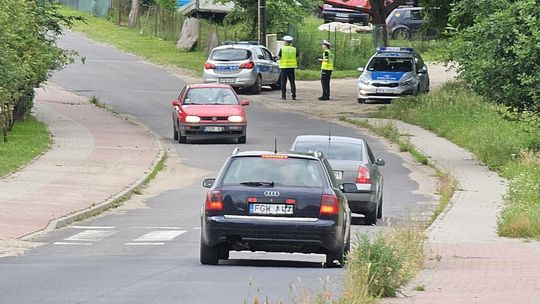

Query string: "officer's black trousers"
[[321, 69, 332, 99], [280, 68, 296, 99]]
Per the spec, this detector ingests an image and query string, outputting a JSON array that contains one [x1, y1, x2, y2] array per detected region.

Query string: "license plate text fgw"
[[250, 204, 293, 215]]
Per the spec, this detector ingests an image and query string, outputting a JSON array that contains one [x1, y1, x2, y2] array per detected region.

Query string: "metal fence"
[[57, 0, 111, 17]]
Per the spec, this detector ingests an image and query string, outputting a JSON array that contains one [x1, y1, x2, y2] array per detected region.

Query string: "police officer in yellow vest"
[[318, 40, 334, 101], [277, 35, 298, 100]]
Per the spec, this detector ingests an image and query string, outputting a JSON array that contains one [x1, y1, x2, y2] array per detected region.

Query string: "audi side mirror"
[[240, 99, 250, 106], [376, 158, 385, 166], [202, 178, 216, 188], [172, 100, 180, 107], [340, 183, 357, 193]]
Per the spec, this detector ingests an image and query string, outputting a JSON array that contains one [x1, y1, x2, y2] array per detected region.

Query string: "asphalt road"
[[0, 31, 436, 304]]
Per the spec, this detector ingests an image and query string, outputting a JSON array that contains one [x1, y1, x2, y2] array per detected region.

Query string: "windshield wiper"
[[240, 181, 275, 187]]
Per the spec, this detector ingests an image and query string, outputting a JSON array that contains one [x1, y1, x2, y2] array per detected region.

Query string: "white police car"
[[356, 47, 430, 103], [203, 42, 281, 94]]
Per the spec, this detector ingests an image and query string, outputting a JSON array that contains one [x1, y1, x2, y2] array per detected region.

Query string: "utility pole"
[[258, 0, 266, 46]]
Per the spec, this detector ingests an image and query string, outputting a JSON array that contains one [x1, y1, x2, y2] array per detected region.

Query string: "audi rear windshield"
[[221, 156, 325, 188], [211, 49, 251, 61]]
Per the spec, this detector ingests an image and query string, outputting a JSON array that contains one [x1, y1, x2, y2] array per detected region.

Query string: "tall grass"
[[0, 117, 51, 177], [372, 81, 540, 238], [341, 226, 425, 303]]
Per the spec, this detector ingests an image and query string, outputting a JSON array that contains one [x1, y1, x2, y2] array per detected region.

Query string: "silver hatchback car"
[[291, 135, 385, 225], [203, 42, 281, 94], [356, 47, 430, 103]]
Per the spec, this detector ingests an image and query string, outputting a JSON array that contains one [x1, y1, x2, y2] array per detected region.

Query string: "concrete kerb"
[[20, 86, 167, 241]]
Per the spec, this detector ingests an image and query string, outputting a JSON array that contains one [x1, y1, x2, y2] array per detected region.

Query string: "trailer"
[[178, 0, 234, 22]]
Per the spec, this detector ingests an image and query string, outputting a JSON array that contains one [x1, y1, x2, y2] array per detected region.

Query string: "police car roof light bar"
[[223, 40, 259, 45], [377, 47, 414, 53]]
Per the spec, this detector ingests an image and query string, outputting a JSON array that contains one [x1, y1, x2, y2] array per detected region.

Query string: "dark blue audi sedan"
[[200, 149, 352, 267]]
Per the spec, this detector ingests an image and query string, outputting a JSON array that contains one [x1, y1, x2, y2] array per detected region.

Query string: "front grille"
[[372, 82, 399, 87], [200, 116, 229, 121]]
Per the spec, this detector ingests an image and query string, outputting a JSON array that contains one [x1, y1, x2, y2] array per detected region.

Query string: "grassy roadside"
[[59, 6, 207, 76], [372, 81, 540, 239], [0, 117, 51, 177]]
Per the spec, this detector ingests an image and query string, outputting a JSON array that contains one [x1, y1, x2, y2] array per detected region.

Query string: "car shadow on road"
[[219, 259, 326, 268]]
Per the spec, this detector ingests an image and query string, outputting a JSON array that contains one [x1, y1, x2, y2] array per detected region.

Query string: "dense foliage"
[[443, 0, 540, 115], [0, 0, 78, 141]]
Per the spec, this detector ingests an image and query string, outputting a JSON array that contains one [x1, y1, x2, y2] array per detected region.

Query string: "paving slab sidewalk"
[[0, 84, 162, 243], [367, 119, 540, 304]]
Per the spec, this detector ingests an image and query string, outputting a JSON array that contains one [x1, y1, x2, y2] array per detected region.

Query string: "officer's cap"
[[283, 35, 294, 42], [321, 40, 331, 46]]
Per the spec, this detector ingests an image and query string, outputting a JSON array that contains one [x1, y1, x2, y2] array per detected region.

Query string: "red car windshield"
[[184, 88, 239, 105]]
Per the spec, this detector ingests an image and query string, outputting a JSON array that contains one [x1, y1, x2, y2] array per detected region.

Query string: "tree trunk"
[[128, 0, 140, 28], [370, 0, 388, 46]]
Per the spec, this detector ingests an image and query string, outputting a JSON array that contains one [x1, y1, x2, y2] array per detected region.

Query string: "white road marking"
[[129, 226, 183, 229], [132, 230, 186, 242], [125, 243, 166, 246], [53, 242, 93, 246], [70, 226, 116, 229], [64, 230, 117, 242], [193, 227, 201, 230]]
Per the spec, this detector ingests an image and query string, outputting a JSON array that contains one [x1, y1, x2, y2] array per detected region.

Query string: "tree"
[[0, 0, 77, 142], [445, 0, 540, 115], [419, 0, 452, 37], [128, 0, 140, 28], [219, 0, 315, 39], [363, 0, 408, 46]]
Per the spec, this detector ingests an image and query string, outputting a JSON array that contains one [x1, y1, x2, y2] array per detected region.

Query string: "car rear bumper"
[[345, 191, 377, 214], [203, 69, 257, 88], [180, 124, 246, 139], [201, 215, 343, 253]]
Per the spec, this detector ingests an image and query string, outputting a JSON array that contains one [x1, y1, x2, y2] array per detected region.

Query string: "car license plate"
[[215, 65, 238, 72], [219, 77, 236, 84], [376, 88, 392, 94], [205, 126, 224, 132], [336, 13, 349, 18], [249, 204, 293, 215], [334, 171, 343, 180]]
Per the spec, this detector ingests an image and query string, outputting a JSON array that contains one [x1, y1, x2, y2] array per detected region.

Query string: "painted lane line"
[[53, 242, 93, 245], [70, 226, 116, 229], [193, 227, 201, 230], [64, 230, 117, 242], [132, 230, 186, 242], [125, 243, 166, 246], [129, 227, 183, 229]]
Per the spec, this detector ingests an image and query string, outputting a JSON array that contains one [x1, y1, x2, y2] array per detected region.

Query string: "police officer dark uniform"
[[318, 40, 334, 101], [277, 35, 298, 100]]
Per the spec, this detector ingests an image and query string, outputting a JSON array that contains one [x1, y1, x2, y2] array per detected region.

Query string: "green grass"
[[371, 81, 540, 238], [0, 117, 51, 177], [59, 6, 207, 76]]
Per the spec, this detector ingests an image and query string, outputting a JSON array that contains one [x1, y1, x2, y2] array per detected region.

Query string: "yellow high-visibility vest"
[[321, 49, 334, 71], [279, 46, 297, 69]]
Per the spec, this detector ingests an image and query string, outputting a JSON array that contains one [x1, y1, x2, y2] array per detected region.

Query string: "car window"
[[415, 54, 426, 72], [184, 88, 238, 105], [221, 156, 325, 188], [366, 144, 375, 164], [368, 57, 413, 72], [261, 48, 273, 60], [411, 9, 423, 20], [401, 10, 412, 20], [293, 141, 364, 161], [253, 47, 265, 60], [211, 49, 251, 61]]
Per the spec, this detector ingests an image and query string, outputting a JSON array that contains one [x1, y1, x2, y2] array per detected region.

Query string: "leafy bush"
[[445, 0, 540, 114]]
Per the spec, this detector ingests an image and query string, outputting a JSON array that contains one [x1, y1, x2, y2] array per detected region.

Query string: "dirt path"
[[174, 63, 456, 120]]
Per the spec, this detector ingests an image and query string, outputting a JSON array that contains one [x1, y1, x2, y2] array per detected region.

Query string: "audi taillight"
[[239, 61, 254, 69], [356, 165, 371, 184], [204, 62, 216, 69], [205, 190, 223, 210], [320, 194, 339, 215]]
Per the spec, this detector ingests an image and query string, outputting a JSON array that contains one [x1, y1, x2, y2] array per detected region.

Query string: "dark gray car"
[[291, 135, 385, 225]]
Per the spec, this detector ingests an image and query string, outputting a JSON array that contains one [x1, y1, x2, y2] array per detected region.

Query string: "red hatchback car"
[[172, 84, 249, 144]]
